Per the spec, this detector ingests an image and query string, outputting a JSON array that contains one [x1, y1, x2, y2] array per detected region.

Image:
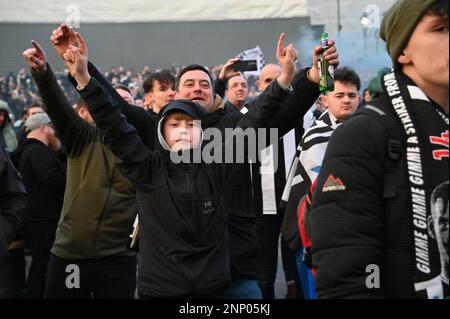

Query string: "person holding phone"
[[225, 74, 250, 112]]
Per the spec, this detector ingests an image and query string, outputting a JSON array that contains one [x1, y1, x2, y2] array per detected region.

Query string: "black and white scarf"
[[281, 111, 339, 217], [382, 71, 449, 299]]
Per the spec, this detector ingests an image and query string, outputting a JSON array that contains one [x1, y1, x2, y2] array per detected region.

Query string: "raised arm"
[[237, 33, 299, 133], [22, 40, 95, 158], [270, 34, 339, 137], [82, 61, 157, 148], [214, 58, 241, 98], [62, 32, 161, 190], [50, 23, 157, 148]]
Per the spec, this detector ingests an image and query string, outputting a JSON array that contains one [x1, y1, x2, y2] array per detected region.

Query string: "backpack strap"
[[353, 103, 404, 199], [383, 139, 403, 198]]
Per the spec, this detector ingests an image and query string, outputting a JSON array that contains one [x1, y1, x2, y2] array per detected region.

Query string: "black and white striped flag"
[[237, 45, 266, 77]]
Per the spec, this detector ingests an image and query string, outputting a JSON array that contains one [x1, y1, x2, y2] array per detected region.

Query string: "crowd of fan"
[[0, 61, 377, 124], [0, 64, 263, 123]]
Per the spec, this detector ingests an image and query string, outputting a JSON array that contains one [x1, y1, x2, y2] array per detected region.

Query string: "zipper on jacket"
[[90, 145, 115, 257], [186, 169, 197, 220], [185, 168, 197, 293]]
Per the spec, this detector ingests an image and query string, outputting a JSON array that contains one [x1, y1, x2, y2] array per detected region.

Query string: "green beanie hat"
[[367, 67, 392, 100], [380, 0, 438, 66]]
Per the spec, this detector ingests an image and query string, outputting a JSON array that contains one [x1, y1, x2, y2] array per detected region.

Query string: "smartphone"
[[233, 60, 258, 72]]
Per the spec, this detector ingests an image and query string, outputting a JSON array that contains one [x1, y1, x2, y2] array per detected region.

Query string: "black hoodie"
[[80, 82, 233, 297]]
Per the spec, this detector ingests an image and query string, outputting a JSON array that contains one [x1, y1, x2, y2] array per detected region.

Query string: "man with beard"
[[23, 41, 138, 299], [12, 112, 66, 298]]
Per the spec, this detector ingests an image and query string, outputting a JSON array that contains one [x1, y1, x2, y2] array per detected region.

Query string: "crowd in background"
[[0, 62, 376, 123], [0, 64, 265, 122]]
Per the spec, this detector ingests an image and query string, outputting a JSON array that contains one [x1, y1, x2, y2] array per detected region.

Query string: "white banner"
[[236, 46, 266, 78], [0, 0, 308, 23]]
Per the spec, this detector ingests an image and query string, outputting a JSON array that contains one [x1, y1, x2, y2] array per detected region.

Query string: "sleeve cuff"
[[276, 78, 293, 92], [77, 77, 98, 97], [30, 63, 51, 79], [76, 76, 93, 92]]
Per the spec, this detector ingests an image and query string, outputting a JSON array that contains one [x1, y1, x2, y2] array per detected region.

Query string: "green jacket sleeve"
[[31, 65, 96, 158]]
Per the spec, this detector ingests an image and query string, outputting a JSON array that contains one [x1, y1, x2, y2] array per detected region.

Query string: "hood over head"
[[157, 99, 207, 151]]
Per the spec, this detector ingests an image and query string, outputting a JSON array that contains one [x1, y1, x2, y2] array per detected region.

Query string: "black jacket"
[[204, 102, 258, 278], [305, 90, 448, 298], [12, 139, 66, 227], [305, 95, 397, 298], [79, 76, 289, 297], [0, 145, 26, 292]]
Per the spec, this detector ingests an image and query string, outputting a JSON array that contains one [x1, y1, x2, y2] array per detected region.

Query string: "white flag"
[[237, 45, 267, 77]]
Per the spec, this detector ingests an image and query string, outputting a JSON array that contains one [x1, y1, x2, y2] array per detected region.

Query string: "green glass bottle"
[[319, 32, 334, 93]]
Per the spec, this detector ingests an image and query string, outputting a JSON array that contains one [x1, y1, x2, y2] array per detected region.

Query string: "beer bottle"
[[319, 32, 334, 93]]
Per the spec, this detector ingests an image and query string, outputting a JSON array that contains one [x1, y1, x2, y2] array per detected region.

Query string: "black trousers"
[[24, 225, 56, 299], [45, 254, 137, 299], [0, 247, 26, 298], [256, 214, 302, 299]]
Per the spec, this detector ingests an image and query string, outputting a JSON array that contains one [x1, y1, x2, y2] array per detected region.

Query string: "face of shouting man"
[[177, 69, 215, 114]]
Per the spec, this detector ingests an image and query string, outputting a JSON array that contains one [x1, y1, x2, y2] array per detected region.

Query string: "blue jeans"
[[295, 250, 316, 299], [221, 278, 262, 299]]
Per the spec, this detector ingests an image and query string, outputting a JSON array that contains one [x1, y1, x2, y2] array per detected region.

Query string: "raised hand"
[[22, 40, 47, 73], [308, 40, 339, 84], [50, 23, 77, 60], [218, 58, 241, 81], [276, 33, 298, 87], [62, 32, 90, 89]]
